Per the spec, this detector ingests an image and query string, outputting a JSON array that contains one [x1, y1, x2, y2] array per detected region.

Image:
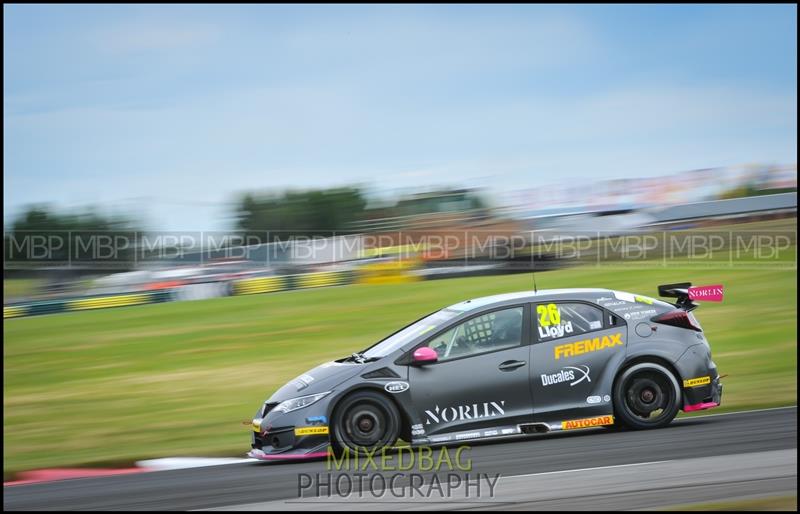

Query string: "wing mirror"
[[411, 347, 438, 365]]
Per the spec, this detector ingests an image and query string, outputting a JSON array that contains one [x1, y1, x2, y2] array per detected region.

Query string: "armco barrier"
[[3, 290, 173, 319], [232, 275, 289, 296], [67, 293, 155, 312], [4, 304, 31, 319], [356, 260, 420, 285], [6, 268, 366, 318], [231, 270, 355, 296], [293, 270, 354, 289], [5, 300, 67, 318]]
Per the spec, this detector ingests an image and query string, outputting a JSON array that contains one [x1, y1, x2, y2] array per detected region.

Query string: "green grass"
[[3, 261, 797, 475], [3, 278, 43, 301]]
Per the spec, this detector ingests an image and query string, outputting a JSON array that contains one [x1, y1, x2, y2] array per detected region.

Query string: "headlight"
[[273, 391, 332, 414]]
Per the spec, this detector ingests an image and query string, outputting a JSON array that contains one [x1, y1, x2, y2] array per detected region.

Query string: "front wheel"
[[331, 390, 402, 456], [613, 362, 681, 430]]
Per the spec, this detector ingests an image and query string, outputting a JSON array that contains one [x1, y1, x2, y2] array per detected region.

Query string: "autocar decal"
[[561, 415, 614, 430]]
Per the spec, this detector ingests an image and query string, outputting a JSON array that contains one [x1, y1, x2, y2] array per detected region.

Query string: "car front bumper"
[[249, 403, 331, 459]]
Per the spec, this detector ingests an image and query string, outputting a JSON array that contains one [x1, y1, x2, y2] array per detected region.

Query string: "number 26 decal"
[[537, 303, 561, 327]]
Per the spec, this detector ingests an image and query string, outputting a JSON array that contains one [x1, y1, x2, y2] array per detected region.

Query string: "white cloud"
[[4, 6, 796, 230]]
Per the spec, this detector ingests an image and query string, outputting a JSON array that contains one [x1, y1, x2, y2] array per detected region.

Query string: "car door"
[[530, 301, 626, 419], [407, 305, 533, 437]]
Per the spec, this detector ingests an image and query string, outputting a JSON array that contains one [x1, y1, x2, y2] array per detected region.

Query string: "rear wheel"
[[613, 362, 681, 429], [331, 390, 402, 456]]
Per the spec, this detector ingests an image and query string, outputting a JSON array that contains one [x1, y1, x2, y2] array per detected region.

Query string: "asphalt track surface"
[[4, 407, 797, 511]]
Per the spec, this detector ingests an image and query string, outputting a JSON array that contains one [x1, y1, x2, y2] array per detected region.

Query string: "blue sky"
[[4, 4, 797, 230]]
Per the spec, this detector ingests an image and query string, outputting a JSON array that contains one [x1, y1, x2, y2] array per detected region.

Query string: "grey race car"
[[249, 283, 723, 460]]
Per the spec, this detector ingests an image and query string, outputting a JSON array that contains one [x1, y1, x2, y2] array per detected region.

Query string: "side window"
[[535, 302, 604, 342], [607, 311, 624, 327], [425, 307, 523, 362]]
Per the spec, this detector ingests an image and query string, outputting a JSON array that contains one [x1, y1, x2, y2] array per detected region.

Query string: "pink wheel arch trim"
[[683, 401, 720, 412], [248, 449, 329, 460]]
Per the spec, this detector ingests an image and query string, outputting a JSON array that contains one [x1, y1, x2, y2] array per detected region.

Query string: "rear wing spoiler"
[[657, 282, 698, 311]]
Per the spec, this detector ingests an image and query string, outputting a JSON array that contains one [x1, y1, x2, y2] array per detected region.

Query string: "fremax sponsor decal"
[[554, 333, 623, 360], [561, 415, 614, 430], [424, 401, 506, 425], [540, 365, 591, 387], [683, 376, 711, 388]]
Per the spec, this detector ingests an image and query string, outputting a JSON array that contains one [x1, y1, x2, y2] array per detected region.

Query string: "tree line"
[[5, 186, 484, 267]]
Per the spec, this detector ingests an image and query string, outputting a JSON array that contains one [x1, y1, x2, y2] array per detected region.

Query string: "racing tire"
[[613, 362, 681, 430], [331, 390, 402, 457]]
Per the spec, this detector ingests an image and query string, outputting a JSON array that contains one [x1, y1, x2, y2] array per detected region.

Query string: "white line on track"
[[198, 449, 798, 510], [458, 406, 799, 482], [496, 459, 675, 479], [677, 404, 796, 420], [136, 457, 253, 471]]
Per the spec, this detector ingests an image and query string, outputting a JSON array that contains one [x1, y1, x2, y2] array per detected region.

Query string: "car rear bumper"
[[682, 374, 723, 412]]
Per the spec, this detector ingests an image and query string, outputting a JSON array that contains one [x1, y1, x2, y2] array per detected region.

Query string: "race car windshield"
[[362, 309, 461, 359]]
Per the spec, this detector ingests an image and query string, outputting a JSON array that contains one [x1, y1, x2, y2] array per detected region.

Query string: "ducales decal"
[[424, 401, 506, 425], [541, 365, 591, 387]]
